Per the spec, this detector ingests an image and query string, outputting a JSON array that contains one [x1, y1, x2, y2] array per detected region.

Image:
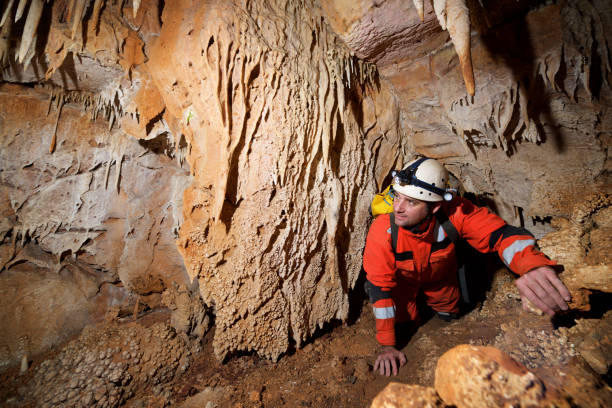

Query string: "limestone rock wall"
[[0, 84, 195, 368], [1, 0, 402, 363], [322, 0, 612, 236], [393, 2, 611, 235], [147, 0, 401, 360]]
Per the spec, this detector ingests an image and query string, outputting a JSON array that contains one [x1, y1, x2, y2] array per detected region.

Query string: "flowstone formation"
[[148, 0, 401, 360], [1, 0, 401, 363]]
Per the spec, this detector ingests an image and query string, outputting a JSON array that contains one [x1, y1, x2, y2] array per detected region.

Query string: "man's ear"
[[431, 202, 443, 214]]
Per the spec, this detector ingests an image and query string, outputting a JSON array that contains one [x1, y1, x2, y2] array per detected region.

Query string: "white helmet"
[[392, 158, 453, 202]]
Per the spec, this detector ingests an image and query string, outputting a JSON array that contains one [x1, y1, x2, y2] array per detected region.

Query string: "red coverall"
[[362, 196, 556, 346]]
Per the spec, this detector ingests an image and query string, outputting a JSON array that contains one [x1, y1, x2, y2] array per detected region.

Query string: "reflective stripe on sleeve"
[[502, 239, 536, 267], [373, 306, 395, 319]]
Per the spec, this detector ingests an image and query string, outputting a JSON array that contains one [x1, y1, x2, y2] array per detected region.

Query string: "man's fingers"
[[517, 274, 554, 314], [535, 273, 568, 311], [519, 282, 555, 315], [521, 295, 529, 311], [545, 270, 572, 302], [390, 358, 398, 376], [375, 349, 406, 376], [526, 276, 550, 302]]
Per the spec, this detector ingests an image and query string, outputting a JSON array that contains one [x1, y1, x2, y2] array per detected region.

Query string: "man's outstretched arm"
[[450, 197, 571, 315]]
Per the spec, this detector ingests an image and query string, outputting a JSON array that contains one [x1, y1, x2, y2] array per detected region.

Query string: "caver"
[[363, 158, 571, 376]]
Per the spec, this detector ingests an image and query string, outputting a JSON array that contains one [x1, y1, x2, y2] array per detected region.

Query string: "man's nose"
[[394, 200, 405, 212]]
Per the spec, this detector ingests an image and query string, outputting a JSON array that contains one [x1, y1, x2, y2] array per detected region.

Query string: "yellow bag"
[[371, 185, 394, 217]]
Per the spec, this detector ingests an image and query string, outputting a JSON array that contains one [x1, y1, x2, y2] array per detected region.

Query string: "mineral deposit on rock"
[[371, 382, 444, 408], [147, 0, 401, 360], [434, 345, 546, 407]]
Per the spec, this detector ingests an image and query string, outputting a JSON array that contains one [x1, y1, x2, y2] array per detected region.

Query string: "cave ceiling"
[[321, 0, 539, 66]]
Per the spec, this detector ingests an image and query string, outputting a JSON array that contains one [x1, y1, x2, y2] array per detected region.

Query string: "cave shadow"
[[553, 290, 612, 329], [471, 0, 566, 155], [57, 51, 80, 90]]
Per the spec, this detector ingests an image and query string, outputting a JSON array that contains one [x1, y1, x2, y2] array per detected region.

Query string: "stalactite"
[[70, 0, 86, 40], [114, 153, 122, 192], [133, 0, 140, 18], [412, 0, 424, 22], [324, 178, 342, 285], [108, 109, 115, 130], [104, 158, 112, 189], [1, 0, 16, 28], [446, 0, 474, 96], [0, 9, 12, 63], [412, 0, 475, 95], [49, 94, 65, 153], [434, 0, 448, 30], [20, 227, 28, 246], [15, 0, 30, 22], [21, 32, 37, 69], [92, 0, 104, 32], [17, 0, 43, 63]]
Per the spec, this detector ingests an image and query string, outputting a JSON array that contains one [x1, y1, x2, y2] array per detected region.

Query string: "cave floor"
[[0, 299, 508, 407], [173, 302, 506, 408], [1, 276, 607, 408]]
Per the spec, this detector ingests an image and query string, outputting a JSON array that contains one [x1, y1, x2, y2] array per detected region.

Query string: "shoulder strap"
[[435, 209, 471, 304], [389, 213, 399, 254], [388, 214, 413, 261], [435, 210, 459, 243]]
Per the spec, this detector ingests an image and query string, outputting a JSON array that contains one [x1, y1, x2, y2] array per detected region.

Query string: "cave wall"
[[0, 0, 610, 367], [323, 0, 612, 236], [146, 0, 401, 360], [0, 84, 195, 368]]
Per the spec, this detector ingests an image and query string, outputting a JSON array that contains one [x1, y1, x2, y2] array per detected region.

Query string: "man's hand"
[[515, 266, 571, 316], [374, 346, 406, 376]]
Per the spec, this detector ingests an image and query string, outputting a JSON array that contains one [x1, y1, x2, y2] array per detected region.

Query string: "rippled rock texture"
[[146, 0, 400, 360]]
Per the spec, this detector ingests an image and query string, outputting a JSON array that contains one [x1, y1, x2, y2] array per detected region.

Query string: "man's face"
[[392, 191, 431, 228]]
